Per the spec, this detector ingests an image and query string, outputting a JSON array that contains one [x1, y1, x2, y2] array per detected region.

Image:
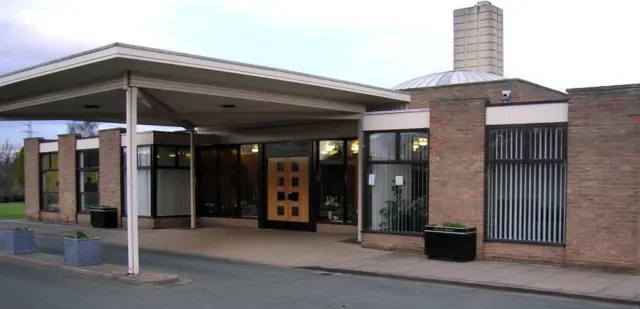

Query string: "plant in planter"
[[324, 196, 341, 221], [424, 221, 477, 262], [63, 230, 101, 266], [3, 228, 36, 254], [89, 205, 118, 229], [378, 180, 426, 233]]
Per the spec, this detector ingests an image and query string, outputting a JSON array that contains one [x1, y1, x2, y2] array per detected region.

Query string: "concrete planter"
[[3, 229, 36, 254], [63, 237, 101, 266]]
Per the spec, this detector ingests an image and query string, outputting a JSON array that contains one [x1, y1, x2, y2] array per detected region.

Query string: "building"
[[1, 2, 638, 272], [454, 1, 504, 75]]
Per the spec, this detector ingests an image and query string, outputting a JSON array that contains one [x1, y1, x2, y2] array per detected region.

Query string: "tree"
[[66, 121, 99, 138], [0, 140, 18, 196], [14, 147, 24, 188]]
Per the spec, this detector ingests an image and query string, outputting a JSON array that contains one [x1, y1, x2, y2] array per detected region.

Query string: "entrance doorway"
[[266, 157, 310, 226]]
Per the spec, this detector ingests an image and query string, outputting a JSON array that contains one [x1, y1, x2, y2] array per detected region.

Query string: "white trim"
[[39, 141, 58, 153], [0, 78, 123, 113], [76, 138, 99, 150], [486, 103, 568, 125], [130, 75, 366, 113], [1, 43, 409, 102], [121, 132, 153, 147], [363, 109, 430, 131]]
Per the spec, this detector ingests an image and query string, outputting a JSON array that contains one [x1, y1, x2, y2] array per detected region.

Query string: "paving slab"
[[0, 252, 180, 286]]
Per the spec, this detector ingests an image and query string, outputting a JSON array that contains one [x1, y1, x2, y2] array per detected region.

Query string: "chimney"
[[453, 1, 504, 75]]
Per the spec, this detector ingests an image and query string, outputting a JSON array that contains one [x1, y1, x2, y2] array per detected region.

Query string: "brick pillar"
[[58, 134, 77, 224], [99, 128, 124, 225], [428, 98, 487, 258], [566, 85, 640, 271], [24, 138, 42, 221]]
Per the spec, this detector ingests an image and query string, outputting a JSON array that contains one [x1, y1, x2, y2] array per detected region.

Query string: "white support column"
[[190, 131, 196, 229], [125, 86, 140, 275], [357, 116, 364, 242]]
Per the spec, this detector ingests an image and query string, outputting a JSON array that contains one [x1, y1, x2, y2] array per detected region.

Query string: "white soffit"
[[486, 102, 568, 125], [363, 109, 429, 131], [121, 132, 154, 147], [76, 138, 99, 150], [39, 141, 58, 153]]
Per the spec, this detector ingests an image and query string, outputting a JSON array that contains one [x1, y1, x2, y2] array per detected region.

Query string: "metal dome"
[[393, 70, 507, 90]]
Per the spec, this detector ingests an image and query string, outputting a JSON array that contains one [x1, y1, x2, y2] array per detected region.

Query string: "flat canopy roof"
[[0, 43, 409, 128]]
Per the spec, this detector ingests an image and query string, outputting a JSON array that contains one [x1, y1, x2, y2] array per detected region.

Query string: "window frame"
[[154, 145, 191, 169], [483, 122, 568, 246], [76, 149, 100, 212], [121, 145, 154, 217], [316, 138, 359, 225], [39, 152, 59, 211], [363, 129, 430, 234]]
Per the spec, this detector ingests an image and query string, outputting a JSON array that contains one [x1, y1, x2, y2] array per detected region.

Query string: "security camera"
[[501, 90, 512, 103]]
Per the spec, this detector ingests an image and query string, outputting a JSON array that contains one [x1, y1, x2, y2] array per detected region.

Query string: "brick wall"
[[565, 84, 640, 272], [24, 138, 41, 221], [199, 217, 259, 229], [361, 233, 423, 253], [484, 242, 566, 265], [99, 129, 124, 226], [57, 134, 77, 224], [427, 98, 487, 259], [406, 79, 567, 106]]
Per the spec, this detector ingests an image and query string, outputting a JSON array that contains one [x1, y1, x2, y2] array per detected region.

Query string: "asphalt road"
[[0, 236, 637, 309]]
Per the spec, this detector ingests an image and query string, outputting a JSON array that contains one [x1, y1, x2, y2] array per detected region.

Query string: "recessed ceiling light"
[[84, 104, 99, 109], [221, 104, 235, 109]]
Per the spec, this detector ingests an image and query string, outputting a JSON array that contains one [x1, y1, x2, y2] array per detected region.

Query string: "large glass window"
[[122, 146, 152, 216], [197, 144, 259, 218], [486, 125, 567, 244], [239, 144, 260, 218], [155, 145, 191, 217], [40, 153, 59, 210], [77, 149, 99, 211], [317, 139, 358, 224], [365, 131, 429, 234]]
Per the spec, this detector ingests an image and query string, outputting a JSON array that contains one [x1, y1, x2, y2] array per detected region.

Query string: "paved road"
[[0, 236, 636, 309]]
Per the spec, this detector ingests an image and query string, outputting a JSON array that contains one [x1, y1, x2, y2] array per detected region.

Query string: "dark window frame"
[[196, 143, 261, 219], [39, 152, 59, 211], [363, 129, 430, 234], [155, 145, 191, 169], [316, 138, 359, 225], [484, 122, 568, 246], [76, 149, 100, 212]]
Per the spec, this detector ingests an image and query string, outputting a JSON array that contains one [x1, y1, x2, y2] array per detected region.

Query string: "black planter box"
[[90, 207, 118, 229], [424, 225, 477, 262]]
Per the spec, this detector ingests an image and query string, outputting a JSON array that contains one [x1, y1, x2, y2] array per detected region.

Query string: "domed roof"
[[393, 70, 507, 90]]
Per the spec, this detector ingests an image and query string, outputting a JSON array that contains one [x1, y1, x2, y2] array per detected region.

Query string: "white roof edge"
[[0, 42, 409, 102]]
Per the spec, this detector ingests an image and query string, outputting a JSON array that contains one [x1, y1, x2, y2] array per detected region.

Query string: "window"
[[365, 131, 429, 234], [77, 149, 99, 211], [197, 144, 259, 219], [155, 146, 191, 217], [40, 153, 59, 210], [318, 140, 348, 223], [122, 146, 152, 216], [486, 125, 567, 244]]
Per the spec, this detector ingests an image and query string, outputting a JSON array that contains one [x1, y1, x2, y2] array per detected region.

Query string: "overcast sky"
[[1, 0, 638, 145]]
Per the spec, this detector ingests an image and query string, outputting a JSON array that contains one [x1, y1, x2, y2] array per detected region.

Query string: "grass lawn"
[[0, 202, 25, 220]]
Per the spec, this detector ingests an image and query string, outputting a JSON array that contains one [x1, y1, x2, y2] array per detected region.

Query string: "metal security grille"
[[486, 125, 567, 244]]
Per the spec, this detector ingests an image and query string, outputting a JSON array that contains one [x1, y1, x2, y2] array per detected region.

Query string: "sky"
[[1, 0, 638, 145]]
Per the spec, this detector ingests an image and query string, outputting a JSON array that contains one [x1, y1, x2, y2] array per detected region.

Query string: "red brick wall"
[[406, 79, 567, 106], [57, 134, 77, 224], [99, 129, 123, 226], [199, 217, 259, 229], [427, 98, 487, 259], [24, 138, 41, 221], [565, 84, 640, 272], [484, 242, 566, 265], [361, 233, 423, 253]]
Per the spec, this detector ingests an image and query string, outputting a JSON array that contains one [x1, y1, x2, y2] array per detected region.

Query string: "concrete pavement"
[[1, 236, 637, 309], [1, 219, 639, 304]]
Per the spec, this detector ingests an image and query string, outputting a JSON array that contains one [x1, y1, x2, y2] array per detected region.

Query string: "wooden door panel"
[[267, 158, 288, 221]]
